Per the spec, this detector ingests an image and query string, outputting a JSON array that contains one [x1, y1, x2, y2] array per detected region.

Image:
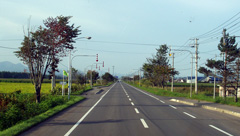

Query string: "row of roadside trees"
[[124, 29, 239, 103], [71, 68, 115, 85]]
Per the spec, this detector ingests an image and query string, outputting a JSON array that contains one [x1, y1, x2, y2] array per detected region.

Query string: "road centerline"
[[140, 118, 149, 128], [135, 108, 140, 114]]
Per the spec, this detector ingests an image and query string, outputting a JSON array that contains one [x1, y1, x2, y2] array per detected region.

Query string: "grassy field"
[[0, 78, 62, 83], [0, 82, 67, 93]]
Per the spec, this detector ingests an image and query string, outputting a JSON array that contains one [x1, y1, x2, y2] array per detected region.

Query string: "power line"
[[193, 12, 240, 39], [0, 39, 22, 41], [77, 47, 152, 54], [198, 37, 219, 44], [77, 40, 186, 47], [175, 54, 191, 64], [0, 45, 18, 50]]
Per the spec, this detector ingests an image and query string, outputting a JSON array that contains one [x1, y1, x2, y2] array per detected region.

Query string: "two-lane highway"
[[21, 82, 240, 136]]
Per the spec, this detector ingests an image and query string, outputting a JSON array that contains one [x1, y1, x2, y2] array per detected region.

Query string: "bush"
[[0, 92, 69, 131], [3, 104, 23, 129]]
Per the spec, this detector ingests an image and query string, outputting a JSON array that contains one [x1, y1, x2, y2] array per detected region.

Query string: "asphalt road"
[[20, 82, 240, 136]]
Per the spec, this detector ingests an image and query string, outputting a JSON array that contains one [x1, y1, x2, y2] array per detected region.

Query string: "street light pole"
[[171, 53, 175, 92], [68, 36, 91, 100], [173, 49, 193, 97]]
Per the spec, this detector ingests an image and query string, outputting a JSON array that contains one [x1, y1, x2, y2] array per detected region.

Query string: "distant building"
[[176, 78, 185, 83], [186, 76, 222, 83], [186, 76, 205, 83], [219, 85, 240, 97], [208, 76, 222, 83]]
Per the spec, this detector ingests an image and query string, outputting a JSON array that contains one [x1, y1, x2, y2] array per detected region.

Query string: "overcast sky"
[[1, 0, 240, 77]]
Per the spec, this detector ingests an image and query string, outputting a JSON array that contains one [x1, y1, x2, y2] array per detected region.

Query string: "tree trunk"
[[35, 84, 41, 103], [36, 86, 41, 103], [51, 71, 56, 91], [235, 88, 238, 102]]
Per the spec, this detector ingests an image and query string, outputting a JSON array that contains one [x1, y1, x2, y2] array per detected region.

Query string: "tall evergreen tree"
[[142, 44, 178, 88], [199, 29, 239, 99]]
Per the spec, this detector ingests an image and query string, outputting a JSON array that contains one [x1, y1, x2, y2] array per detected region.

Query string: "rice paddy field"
[[0, 82, 66, 94]]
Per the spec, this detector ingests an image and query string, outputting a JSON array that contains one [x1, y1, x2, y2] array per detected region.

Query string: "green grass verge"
[[0, 96, 85, 136], [127, 82, 240, 107]]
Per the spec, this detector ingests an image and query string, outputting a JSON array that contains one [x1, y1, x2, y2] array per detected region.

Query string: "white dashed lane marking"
[[140, 118, 149, 128], [169, 105, 177, 109], [135, 108, 140, 114], [183, 112, 196, 118]]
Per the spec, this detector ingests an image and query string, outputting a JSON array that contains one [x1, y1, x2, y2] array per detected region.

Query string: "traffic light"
[[96, 54, 98, 62]]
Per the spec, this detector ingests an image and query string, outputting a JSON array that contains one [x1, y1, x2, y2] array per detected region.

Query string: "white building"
[[219, 85, 240, 97], [186, 76, 205, 83]]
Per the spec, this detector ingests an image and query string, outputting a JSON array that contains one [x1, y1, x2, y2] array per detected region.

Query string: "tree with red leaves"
[[15, 16, 81, 103]]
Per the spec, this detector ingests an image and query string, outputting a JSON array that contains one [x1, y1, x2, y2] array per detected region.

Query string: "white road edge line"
[[169, 105, 177, 109], [140, 118, 149, 128], [129, 98, 132, 101], [183, 112, 196, 118], [135, 108, 140, 114], [124, 83, 164, 103], [209, 125, 233, 136], [64, 83, 117, 136], [131, 102, 135, 106]]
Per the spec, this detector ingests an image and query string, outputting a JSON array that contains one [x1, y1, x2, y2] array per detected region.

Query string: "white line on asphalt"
[[183, 112, 196, 118], [160, 100, 165, 103], [140, 118, 149, 128], [209, 125, 233, 136], [64, 83, 117, 136], [129, 98, 132, 101], [135, 108, 140, 114], [124, 83, 163, 102], [169, 105, 177, 109], [127, 95, 129, 98], [131, 102, 135, 106]]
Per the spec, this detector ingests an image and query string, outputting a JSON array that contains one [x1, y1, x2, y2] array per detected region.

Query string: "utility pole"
[[171, 53, 175, 92], [113, 66, 115, 82], [190, 54, 193, 97], [68, 50, 71, 100], [214, 54, 216, 99], [223, 29, 227, 98], [195, 38, 199, 94], [139, 69, 141, 87]]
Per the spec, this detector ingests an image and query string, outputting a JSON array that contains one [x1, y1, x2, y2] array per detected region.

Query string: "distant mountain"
[[0, 61, 28, 72]]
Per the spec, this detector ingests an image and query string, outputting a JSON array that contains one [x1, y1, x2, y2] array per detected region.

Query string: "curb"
[[202, 105, 240, 118], [170, 99, 240, 118], [170, 99, 196, 106]]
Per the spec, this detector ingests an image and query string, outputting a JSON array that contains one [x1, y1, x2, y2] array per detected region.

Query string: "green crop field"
[[0, 82, 67, 93]]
